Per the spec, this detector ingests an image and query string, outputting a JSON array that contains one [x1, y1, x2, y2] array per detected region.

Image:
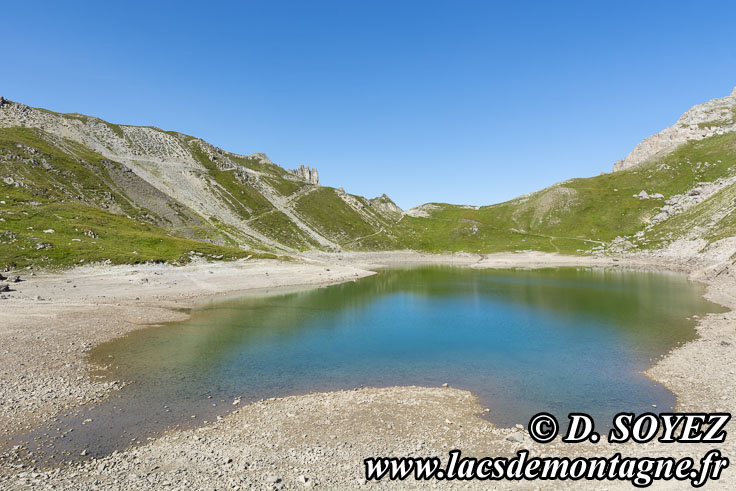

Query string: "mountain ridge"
[[0, 99, 406, 265], [2, 89, 736, 269], [614, 86, 736, 172]]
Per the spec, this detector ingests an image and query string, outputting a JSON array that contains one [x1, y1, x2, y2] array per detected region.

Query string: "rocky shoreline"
[[0, 251, 734, 489]]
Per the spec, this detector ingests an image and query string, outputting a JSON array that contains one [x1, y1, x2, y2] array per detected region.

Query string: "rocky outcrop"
[[289, 164, 320, 185], [613, 86, 736, 171], [649, 176, 736, 224], [404, 203, 441, 218], [368, 194, 402, 218], [247, 153, 272, 165]]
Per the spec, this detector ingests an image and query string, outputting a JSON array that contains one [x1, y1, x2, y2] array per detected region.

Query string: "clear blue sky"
[[2, 1, 735, 209]]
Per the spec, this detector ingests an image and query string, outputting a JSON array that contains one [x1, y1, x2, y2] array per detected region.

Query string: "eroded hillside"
[[0, 99, 403, 267]]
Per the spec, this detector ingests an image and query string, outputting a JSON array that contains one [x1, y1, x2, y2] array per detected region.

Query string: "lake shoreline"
[[1, 251, 735, 488]]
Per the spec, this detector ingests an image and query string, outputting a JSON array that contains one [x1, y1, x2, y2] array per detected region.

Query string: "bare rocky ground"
[[0, 258, 373, 437], [0, 251, 734, 489]]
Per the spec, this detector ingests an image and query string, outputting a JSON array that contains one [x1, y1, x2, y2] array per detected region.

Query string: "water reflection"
[[10, 267, 724, 462]]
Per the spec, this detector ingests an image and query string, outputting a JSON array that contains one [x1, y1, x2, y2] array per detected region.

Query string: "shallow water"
[[10, 266, 724, 461]]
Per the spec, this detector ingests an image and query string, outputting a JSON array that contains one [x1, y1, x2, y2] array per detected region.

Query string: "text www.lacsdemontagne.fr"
[[364, 449, 728, 488]]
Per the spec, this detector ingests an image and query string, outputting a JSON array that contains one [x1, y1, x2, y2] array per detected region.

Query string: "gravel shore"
[[0, 251, 734, 489]]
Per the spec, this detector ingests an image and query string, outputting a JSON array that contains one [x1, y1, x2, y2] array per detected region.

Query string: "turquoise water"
[[12, 266, 723, 460]]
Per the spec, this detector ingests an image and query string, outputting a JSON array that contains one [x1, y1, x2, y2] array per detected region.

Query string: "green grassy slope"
[[0, 128, 266, 269], [395, 133, 736, 254], [292, 187, 403, 250]]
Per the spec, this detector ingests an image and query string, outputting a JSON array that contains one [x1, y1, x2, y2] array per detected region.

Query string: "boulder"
[[506, 432, 524, 443]]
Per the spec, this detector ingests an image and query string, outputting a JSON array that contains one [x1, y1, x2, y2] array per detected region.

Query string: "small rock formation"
[[404, 203, 440, 218], [614, 86, 736, 171], [368, 193, 403, 219], [651, 176, 736, 224], [289, 164, 320, 185], [247, 152, 272, 165]]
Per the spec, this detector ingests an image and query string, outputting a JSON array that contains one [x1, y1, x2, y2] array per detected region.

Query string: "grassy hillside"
[[395, 133, 736, 255], [0, 127, 266, 268], [292, 187, 403, 250]]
